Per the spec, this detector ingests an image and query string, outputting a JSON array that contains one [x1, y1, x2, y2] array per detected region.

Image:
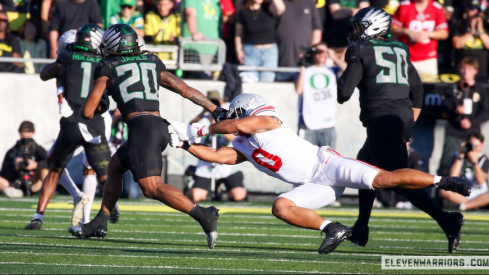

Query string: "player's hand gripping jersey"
[[93, 54, 166, 117], [337, 39, 424, 125]]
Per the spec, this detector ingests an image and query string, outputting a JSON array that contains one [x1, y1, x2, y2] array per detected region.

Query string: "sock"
[[82, 175, 98, 224], [459, 203, 467, 211], [356, 189, 376, 225], [58, 169, 81, 199], [393, 188, 445, 221], [33, 213, 43, 222], [319, 220, 332, 231], [189, 204, 201, 220], [433, 176, 442, 187]]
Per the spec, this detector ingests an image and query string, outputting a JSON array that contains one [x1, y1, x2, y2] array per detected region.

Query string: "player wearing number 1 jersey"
[[68, 24, 227, 250], [25, 24, 113, 231], [169, 93, 470, 255], [338, 7, 466, 254]]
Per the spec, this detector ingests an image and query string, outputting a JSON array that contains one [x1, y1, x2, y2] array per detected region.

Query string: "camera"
[[461, 142, 474, 154], [13, 138, 37, 196], [299, 46, 323, 67]]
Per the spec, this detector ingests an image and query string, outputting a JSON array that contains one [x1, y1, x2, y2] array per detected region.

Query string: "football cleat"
[[191, 205, 219, 249], [348, 222, 369, 247], [71, 193, 89, 226], [439, 212, 464, 253], [25, 218, 42, 230], [109, 203, 120, 224], [318, 222, 352, 255], [438, 177, 471, 196], [68, 224, 107, 239]]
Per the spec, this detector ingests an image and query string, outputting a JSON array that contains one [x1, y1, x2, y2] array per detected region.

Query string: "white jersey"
[[232, 123, 320, 184]]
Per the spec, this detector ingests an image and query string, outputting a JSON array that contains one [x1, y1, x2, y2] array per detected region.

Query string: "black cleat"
[[191, 205, 219, 249], [109, 204, 120, 224], [348, 222, 369, 247], [439, 212, 464, 253], [68, 211, 109, 239], [438, 177, 471, 196], [25, 218, 42, 230], [318, 222, 352, 255]]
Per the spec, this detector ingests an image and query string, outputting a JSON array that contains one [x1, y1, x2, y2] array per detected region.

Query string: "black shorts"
[[193, 171, 244, 192], [49, 116, 110, 177], [116, 114, 169, 181]]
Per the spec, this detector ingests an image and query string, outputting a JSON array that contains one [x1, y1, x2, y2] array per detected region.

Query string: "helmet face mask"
[[227, 94, 267, 119]]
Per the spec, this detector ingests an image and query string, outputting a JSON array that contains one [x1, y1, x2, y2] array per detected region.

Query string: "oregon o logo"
[[204, 3, 216, 16], [310, 73, 329, 89]]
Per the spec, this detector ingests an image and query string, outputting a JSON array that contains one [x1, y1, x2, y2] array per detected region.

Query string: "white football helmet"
[[57, 29, 77, 53], [227, 94, 278, 119], [349, 7, 391, 41]]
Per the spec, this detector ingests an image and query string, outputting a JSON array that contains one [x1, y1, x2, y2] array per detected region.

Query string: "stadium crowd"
[[1, 0, 489, 212]]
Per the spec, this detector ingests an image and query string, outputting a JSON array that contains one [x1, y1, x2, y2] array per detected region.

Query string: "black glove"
[[94, 92, 110, 115], [211, 107, 228, 122]]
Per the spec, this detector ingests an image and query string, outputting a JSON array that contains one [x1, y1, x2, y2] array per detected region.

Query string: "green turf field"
[[0, 196, 488, 274]]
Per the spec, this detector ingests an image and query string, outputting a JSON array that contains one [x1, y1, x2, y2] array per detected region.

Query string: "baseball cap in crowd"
[[120, 0, 136, 9], [18, 121, 35, 133], [207, 90, 221, 107], [466, 0, 482, 10]]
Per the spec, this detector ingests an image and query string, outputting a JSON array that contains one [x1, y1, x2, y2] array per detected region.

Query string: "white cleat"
[[71, 193, 89, 226], [207, 231, 218, 249]]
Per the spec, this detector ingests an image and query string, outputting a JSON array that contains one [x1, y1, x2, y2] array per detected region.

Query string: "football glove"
[[94, 92, 110, 115], [59, 97, 73, 117], [211, 107, 228, 122], [167, 120, 202, 145], [189, 122, 209, 138], [169, 130, 186, 148]]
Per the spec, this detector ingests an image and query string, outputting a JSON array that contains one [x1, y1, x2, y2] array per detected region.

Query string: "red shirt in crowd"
[[392, 0, 448, 62]]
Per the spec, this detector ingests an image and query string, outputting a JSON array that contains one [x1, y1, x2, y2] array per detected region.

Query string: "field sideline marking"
[[37, 203, 489, 221]]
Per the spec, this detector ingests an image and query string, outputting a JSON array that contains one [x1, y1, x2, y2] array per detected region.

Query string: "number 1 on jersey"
[[374, 46, 408, 85], [80, 62, 93, 98]]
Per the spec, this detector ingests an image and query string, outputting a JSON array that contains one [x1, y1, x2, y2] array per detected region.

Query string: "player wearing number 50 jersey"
[[69, 24, 226, 250], [169, 93, 470, 255], [338, 7, 466, 254]]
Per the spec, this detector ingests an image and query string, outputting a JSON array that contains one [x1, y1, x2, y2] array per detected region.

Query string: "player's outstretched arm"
[[40, 62, 61, 81], [82, 76, 108, 119], [187, 144, 247, 165], [159, 71, 217, 113]]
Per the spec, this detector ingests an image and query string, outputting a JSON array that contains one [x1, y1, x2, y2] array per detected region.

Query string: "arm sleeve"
[[155, 56, 167, 73], [337, 56, 362, 104], [310, 0, 322, 31], [49, 4, 62, 31], [408, 61, 424, 108], [93, 61, 111, 79]]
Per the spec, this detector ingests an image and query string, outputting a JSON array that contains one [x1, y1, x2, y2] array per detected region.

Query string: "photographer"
[[0, 121, 48, 197], [451, 1, 489, 82], [439, 132, 489, 211], [437, 57, 489, 177], [295, 42, 346, 148]]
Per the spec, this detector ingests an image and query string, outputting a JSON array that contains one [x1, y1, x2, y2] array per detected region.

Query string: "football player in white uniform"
[[170, 93, 471, 255]]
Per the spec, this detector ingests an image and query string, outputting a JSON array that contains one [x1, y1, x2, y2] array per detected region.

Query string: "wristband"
[[181, 141, 190, 150]]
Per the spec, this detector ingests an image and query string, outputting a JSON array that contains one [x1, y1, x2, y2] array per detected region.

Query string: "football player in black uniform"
[[68, 24, 225, 249], [25, 24, 114, 230], [338, 7, 467, 253]]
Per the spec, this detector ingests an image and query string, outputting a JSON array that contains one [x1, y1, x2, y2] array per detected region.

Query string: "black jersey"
[[93, 54, 165, 118], [57, 47, 102, 114], [337, 39, 424, 126]]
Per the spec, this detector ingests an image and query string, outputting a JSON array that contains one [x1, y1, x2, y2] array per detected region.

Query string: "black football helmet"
[[100, 24, 139, 56], [73, 23, 104, 54], [349, 7, 391, 42]]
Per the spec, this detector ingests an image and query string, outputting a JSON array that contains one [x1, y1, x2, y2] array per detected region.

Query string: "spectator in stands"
[[0, 121, 48, 198], [221, 0, 238, 63], [48, 0, 102, 59], [110, 0, 144, 38], [391, 0, 449, 77], [439, 131, 489, 210], [181, 0, 222, 79], [18, 18, 47, 74], [437, 57, 489, 177], [295, 42, 346, 148], [0, 11, 23, 73], [235, 0, 285, 82], [187, 90, 247, 202], [325, 0, 370, 49], [275, 0, 322, 82], [144, 0, 180, 61], [452, 1, 489, 82], [100, 0, 121, 29]]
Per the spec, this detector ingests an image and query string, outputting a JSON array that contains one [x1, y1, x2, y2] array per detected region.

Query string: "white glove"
[[59, 98, 73, 117], [169, 130, 185, 148], [189, 122, 209, 138], [167, 120, 202, 145]]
